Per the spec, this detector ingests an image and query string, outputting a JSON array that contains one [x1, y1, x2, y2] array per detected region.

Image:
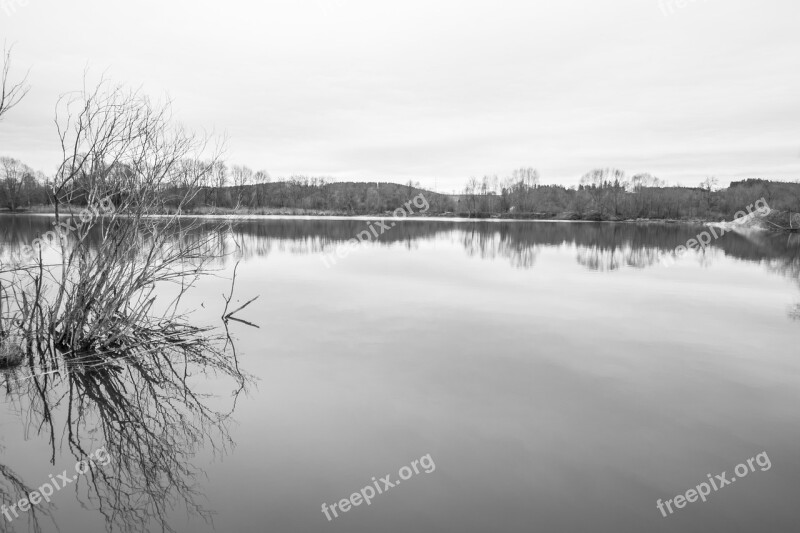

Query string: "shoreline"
[[0, 209, 715, 226], [5, 208, 792, 231]]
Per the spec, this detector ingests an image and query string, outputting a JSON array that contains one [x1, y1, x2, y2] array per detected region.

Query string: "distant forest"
[[1, 158, 799, 222]]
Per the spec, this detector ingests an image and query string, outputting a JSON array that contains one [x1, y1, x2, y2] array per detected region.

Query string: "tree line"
[[460, 168, 800, 222], [3, 156, 798, 223]]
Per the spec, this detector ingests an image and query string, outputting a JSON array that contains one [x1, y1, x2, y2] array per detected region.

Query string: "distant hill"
[[3, 171, 800, 225]]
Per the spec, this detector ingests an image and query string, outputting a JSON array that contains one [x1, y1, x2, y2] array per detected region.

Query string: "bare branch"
[[0, 44, 30, 121]]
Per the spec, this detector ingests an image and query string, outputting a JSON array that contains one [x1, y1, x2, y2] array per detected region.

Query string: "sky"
[[1, 0, 799, 192]]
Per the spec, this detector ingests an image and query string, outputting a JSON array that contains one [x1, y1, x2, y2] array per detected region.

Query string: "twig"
[[223, 296, 259, 321], [220, 260, 259, 326]]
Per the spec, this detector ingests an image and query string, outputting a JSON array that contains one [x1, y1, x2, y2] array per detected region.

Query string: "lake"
[[1, 215, 799, 533]]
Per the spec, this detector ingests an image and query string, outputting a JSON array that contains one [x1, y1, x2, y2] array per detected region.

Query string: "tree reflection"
[[765, 255, 800, 322], [576, 246, 623, 272], [2, 317, 251, 532], [0, 456, 52, 533]]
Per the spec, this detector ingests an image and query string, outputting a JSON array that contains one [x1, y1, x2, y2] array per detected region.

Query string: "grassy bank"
[[0, 204, 729, 221]]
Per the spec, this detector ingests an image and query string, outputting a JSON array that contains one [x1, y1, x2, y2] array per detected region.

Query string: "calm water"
[[1, 216, 800, 533]]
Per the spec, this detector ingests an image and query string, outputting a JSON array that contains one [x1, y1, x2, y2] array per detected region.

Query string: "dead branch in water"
[[221, 258, 260, 327], [0, 77, 256, 532]]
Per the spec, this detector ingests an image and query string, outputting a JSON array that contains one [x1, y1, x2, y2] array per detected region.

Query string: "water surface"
[[1, 216, 799, 532]]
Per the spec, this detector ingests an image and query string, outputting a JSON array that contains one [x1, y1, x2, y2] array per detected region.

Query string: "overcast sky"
[[1, 0, 799, 191]]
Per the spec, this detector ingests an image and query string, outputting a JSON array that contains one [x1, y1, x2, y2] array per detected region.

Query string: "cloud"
[[1, 0, 799, 189]]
